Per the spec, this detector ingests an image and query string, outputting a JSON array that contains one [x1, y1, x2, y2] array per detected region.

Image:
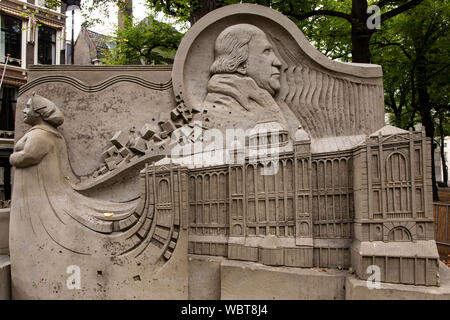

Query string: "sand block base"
[[188, 255, 450, 300], [220, 259, 347, 300], [345, 262, 450, 300], [0, 209, 9, 255], [188, 255, 225, 300], [0, 255, 11, 300]]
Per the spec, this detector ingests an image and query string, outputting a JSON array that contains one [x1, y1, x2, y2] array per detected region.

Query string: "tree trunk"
[[118, 0, 133, 28], [189, 0, 216, 25], [416, 55, 439, 201], [439, 113, 448, 187], [351, 0, 372, 63], [387, 90, 402, 126]]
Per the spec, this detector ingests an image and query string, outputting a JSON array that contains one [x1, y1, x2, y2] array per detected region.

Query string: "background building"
[[69, 26, 111, 65]]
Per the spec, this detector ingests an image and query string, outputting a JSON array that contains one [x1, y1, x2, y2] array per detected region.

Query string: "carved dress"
[[10, 122, 186, 299], [9, 123, 152, 298], [199, 73, 289, 130], [10, 123, 138, 255]]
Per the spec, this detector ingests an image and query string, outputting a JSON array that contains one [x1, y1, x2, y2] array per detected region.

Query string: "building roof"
[[86, 29, 110, 59]]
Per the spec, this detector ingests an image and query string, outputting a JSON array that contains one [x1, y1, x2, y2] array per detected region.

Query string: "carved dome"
[[294, 125, 310, 142], [248, 120, 289, 149]]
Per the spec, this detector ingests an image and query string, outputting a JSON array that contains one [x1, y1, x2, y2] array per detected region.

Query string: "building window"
[[38, 26, 56, 64], [0, 86, 17, 131], [0, 86, 17, 202], [37, 0, 58, 10], [38, 0, 49, 7], [0, 15, 22, 67]]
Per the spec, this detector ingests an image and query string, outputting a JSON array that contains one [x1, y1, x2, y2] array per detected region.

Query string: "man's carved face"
[[245, 30, 282, 96]]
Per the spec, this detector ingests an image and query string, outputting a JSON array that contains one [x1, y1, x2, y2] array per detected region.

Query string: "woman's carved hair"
[[210, 24, 261, 75], [28, 93, 64, 127]]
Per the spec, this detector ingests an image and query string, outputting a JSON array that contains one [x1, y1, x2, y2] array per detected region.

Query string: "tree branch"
[[427, 63, 450, 80], [407, 108, 417, 129], [371, 40, 412, 60], [377, 0, 398, 9], [388, 90, 399, 114], [290, 10, 356, 24], [433, 104, 450, 112], [380, 0, 424, 23]]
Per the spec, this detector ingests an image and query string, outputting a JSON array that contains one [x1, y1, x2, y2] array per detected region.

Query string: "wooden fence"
[[434, 203, 450, 259]]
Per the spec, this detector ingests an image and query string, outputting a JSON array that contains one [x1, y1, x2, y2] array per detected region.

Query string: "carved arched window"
[[158, 179, 170, 203], [210, 173, 218, 200], [386, 152, 408, 182], [388, 226, 412, 242]]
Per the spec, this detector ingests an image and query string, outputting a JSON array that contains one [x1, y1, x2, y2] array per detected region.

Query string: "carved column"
[[291, 127, 313, 267]]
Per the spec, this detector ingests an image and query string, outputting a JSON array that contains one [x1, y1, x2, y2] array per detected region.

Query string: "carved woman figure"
[[10, 93, 137, 246], [9, 94, 180, 299], [10, 93, 65, 168]]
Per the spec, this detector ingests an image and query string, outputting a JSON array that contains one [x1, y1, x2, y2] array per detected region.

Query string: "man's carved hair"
[[210, 24, 262, 75]]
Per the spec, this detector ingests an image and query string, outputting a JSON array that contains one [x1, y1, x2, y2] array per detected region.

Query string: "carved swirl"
[[19, 75, 173, 95]]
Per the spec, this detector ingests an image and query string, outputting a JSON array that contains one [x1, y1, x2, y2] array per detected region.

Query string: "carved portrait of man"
[[200, 24, 288, 130]]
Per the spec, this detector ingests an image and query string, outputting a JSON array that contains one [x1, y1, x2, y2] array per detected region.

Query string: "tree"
[[436, 108, 450, 187], [80, 1, 426, 62], [101, 15, 183, 65], [137, 0, 424, 63], [371, 0, 450, 199]]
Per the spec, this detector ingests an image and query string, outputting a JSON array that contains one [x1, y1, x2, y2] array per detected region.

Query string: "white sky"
[[66, 0, 187, 41]]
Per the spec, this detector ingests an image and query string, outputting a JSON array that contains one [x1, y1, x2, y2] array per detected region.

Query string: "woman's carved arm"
[[10, 130, 51, 168]]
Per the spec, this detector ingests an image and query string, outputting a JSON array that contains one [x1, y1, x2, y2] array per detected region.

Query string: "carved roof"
[[370, 125, 409, 137]]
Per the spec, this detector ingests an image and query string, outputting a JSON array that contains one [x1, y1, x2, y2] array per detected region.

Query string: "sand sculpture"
[[9, 4, 441, 299]]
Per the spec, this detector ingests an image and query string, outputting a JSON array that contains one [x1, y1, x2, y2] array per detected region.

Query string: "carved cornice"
[[28, 65, 173, 72], [19, 74, 173, 95]]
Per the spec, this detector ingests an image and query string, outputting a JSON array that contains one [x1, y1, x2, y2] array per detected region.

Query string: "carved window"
[[38, 26, 56, 65], [388, 227, 412, 242], [386, 152, 408, 182], [158, 179, 170, 203], [0, 15, 22, 67]]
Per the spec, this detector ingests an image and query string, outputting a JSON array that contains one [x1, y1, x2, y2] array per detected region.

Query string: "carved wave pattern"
[[273, 38, 385, 138], [101, 164, 181, 261], [19, 75, 173, 95]]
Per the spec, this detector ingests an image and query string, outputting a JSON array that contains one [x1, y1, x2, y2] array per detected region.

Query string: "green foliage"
[[82, 0, 447, 130], [101, 15, 183, 65], [81, 0, 130, 28], [145, 0, 241, 23], [371, 0, 450, 131], [277, 0, 353, 61], [40, 0, 62, 10]]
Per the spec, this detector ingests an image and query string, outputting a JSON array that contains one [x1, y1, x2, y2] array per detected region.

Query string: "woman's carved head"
[[24, 93, 64, 127]]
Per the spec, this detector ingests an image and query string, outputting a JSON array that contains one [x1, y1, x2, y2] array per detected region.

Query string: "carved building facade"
[[173, 126, 438, 286]]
